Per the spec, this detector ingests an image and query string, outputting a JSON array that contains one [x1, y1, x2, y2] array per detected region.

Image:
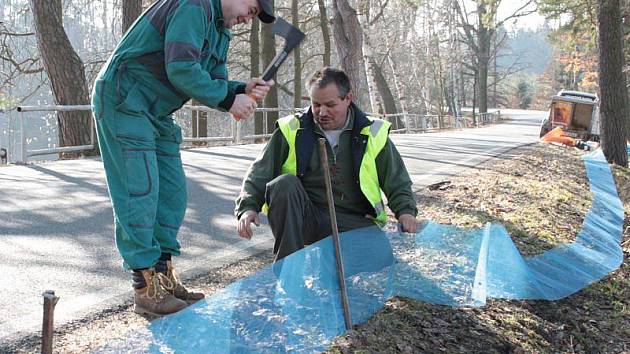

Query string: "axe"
[[261, 17, 306, 81], [233, 17, 305, 120]]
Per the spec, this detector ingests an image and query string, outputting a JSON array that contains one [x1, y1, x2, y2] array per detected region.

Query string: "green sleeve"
[[376, 138, 418, 218], [163, 3, 236, 110], [235, 130, 290, 218], [231, 81, 247, 95]]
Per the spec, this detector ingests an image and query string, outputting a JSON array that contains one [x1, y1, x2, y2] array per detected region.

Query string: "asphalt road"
[[0, 108, 544, 341]]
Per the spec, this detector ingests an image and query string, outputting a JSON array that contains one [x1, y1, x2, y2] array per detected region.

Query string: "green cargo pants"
[[91, 77, 186, 270]]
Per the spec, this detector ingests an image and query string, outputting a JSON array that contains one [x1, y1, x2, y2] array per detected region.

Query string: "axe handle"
[[231, 49, 286, 121], [232, 47, 291, 121], [262, 49, 290, 82]]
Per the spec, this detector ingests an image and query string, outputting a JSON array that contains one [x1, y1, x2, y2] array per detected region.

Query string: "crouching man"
[[235, 67, 418, 261]]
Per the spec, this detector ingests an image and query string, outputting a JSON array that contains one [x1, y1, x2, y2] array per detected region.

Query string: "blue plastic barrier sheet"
[[97, 149, 624, 353]]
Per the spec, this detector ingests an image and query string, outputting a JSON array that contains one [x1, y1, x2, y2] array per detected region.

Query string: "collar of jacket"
[[291, 102, 375, 179], [211, 0, 230, 33]]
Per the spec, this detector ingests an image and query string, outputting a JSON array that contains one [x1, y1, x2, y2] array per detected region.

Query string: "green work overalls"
[[91, 0, 245, 269]]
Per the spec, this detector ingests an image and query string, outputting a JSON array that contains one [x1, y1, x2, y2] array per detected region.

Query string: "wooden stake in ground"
[[41, 290, 59, 354], [318, 138, 353, 330]]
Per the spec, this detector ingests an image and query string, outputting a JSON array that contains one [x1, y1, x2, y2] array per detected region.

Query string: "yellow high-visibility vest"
[[274, 114, 390, 225]]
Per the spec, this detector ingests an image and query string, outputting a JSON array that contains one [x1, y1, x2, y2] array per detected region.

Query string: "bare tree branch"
[[495, 1, 537, 28]]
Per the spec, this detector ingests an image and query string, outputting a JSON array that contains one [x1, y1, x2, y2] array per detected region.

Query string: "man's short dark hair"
[[307, 67, 351, 98]]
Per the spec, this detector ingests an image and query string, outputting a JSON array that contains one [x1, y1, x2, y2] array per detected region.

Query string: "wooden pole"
[[41, 290, 59, 354], [317, 138, 353, 330]]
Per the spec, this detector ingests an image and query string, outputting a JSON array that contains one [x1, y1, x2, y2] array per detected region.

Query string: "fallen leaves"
[[334, 143, 630, 353]]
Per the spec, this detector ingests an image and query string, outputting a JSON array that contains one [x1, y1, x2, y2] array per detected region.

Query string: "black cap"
[[257, 0, 275, 23]]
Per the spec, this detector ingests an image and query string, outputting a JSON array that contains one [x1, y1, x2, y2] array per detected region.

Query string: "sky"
[[498, 1, 546, 30]]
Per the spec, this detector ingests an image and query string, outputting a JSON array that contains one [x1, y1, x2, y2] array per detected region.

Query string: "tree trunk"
[[317, 0, 331, 67], [362, 39, 384, 114], [373, 62, 396, 113], [262, 1, 279, 133], [387, 54, 407, 120], [373, 61, 403, 128], [30, 0, 93, 155], [250, 18, 264, 136], [357, 0, 384, 114], [476, 2, 490, 114], [598, 0, 629, 166], [330, 0, 370, 108], [459, 69, 466, 107], [191, 99, 207, 144], [472, 71, 478, 125], [492, 35, 497, 108], [292, 0, 302, 108], [122, 0, 143, 34]]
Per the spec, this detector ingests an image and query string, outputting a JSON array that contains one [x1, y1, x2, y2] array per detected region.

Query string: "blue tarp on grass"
[[97, 149, 624, 353]]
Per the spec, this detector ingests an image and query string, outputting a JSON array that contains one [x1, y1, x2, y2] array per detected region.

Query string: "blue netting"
[[96, 150, 624, 353]]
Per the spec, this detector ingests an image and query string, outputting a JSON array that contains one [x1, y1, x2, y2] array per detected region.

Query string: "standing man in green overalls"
[[91, 0, 275, 316]]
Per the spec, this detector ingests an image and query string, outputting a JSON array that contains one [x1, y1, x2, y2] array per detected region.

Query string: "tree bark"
[[373, 61, 397, 114], [122, 0, 143, 34], [191, 99, 207, 144], [250, 18, 265, 136], [598, 0, 629, 166], [262, 0, 279, 132], [292, 0, 302, 108], [330, 0, 370, 108], [387, 54, 407, 114], [30, 0, 92, 154], [317, 0, 331, 67], [477, 2, 490, 114], [373, 61, 402, 128], [362, 39, 384, 114]]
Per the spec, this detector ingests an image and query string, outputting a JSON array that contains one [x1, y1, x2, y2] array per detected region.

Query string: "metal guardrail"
[[0, 105, 502, 164], [16, 105, 95, 160]]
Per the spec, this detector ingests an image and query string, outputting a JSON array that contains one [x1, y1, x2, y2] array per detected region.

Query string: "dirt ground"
[[326, 144, 630, 354], [2, 143, 628, 353]]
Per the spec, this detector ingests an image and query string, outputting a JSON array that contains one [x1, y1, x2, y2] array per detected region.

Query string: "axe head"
[[261, 17, 306, 81], [272, 17, 306, 49]]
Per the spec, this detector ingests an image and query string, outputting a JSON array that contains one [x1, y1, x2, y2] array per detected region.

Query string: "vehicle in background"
[[539, 90, 600, 141]]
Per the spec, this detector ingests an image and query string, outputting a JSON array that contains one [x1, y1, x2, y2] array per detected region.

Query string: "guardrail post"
[[263, 110, 268, 135], [231, 118, 237, 144], [90, 112, 95, 148], [236, 119, 242, 144], [19, 111, 26, 164]]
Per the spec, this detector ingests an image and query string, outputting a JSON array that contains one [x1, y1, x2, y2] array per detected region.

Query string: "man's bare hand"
[[398, 214, 417, 233], [230, 94, 257, 119], [237, 210, 260, 240], [245, 78, 274, 100]]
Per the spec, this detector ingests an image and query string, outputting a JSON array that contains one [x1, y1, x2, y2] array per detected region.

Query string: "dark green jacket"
[[235, 104, 418, 221], [97, 0, 244, 117]]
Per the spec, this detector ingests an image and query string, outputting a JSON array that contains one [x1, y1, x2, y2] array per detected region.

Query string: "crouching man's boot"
[[157, 260, 205, 305], [133, 268, 187, 316]]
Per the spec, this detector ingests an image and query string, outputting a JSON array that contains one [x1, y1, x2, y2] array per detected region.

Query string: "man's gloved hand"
[[245, 78, 274, 100], [398, 214, 417, 233], [237, 210, 260, 240], [230, 94, 257, 119]]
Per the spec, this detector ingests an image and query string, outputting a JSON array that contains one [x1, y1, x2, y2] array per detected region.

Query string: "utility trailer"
[[539, 90, 600, 141]]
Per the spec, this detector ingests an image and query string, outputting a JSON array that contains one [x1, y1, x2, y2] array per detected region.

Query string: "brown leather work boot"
[[134, 269, 187, 316], [160, 260, 205, 305]]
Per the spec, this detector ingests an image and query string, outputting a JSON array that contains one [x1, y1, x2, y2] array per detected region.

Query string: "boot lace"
[[146, 271, 173, 302], [163, 268, 182, 292]]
